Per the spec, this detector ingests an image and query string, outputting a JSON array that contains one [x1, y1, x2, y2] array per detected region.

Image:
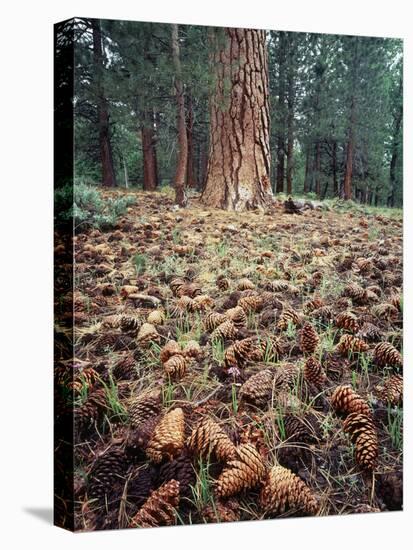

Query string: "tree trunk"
[[91, 19, 117, 187], [315, 141, 321, 197], [332, 140, 338, 196], [276, 32, 287, 194], [343, 115, 354, 201], [343, 39, 359, 201], [388, 77, 402, 207], [186, 94, 196, 188], [201, 28, 272, 211], [122, 156, 129, 188], [171, 24, 188, 206], [304, 144, 310, 194], [141, 111, 158, 190]]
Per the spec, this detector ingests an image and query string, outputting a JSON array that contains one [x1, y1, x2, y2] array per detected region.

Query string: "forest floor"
[[56, 188, 403, 531]]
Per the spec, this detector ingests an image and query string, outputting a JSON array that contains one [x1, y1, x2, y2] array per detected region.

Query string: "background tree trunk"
[[276, 32, 287, 193], [92, 19, 117, 187], [332, 140, 338, 196], [186, 94, 196, 188], [343, 107, 355, 200], [315, 141, 321, 197], [388, 77, 402, 207], [141, 110, 158, 190], [201, 28, 272, 211], [171, 24, 188, 206]]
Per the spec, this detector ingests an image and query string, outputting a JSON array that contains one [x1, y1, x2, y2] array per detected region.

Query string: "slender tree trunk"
[[286, 33, 295, 195], [201, 28, 272, 210], [315, 141, 321, 197], [171, 24, 187, 206], [388, 78, 402, 207], [276, 32, 287, 193], [199, 142, 208, 192], [343, 115, 354, 201], [332, 140, 338, 196], [122, 156, 129, 188], [141, 111, 158, 190], [304, 144, 310, 194], [186, 94, 196, 188], [91, 19, 117, 187]]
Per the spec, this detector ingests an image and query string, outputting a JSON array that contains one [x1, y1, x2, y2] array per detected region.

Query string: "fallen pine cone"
[[215, 444, 266, 498], [129, 480, 180, 528]]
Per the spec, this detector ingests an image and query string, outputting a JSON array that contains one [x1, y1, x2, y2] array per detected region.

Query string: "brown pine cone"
[[356, 322, 382, 342], [74, 387, 107, 434], [374, 374, 403, 406], [202, 499, 240, 523], [147, 309, 165, 325], [238, 294, 264, 314], [211, 319, 237, 341], [372, 303, 399, 321], [120, 315, 140, 334], [128, 389, 162, 428], [137, 323, 159, 348], [88, 447, 128, 502], [215, 444, 266, 498], [204, 311, 227, 332], [183, 340, 203, 360], [260, 465, 318, 515], [216, 276, 230, 291], [160, 340, 181, 364], [158, 454, 195, 499], [164, 354, 188, 379], [250, 335, 285, 362], [299, 323, 319, 354], [170, 277, 186, 297], [284, 413, 320, 444], [373, 342, 402, 369], [224, 338, 256, 369], [309, 305, 333, 324], [331, 385, 371, 417], [343, 412, 379, 470], [335, 311, 359, 333], [112, 354, 136, 381], [129, 480, 180, 528], [336, 334, 369, 355], [273, 363, 300, 391], [225, 305, 247, 328], [126, 465, 156, 508], [239, 369, 274, 406], [237, 278, 255, 291], [126, 415, 160, 456], [187, 417, 236, 462], [343, 283, 367, 304], [304, 356, 326, 387], [277, 307, 300, 331], [146, 408, 185, 463]]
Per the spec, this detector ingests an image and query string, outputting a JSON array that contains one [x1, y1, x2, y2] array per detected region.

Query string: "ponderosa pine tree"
[[91, 19, 117, 187], [201, 28, 272, 211]]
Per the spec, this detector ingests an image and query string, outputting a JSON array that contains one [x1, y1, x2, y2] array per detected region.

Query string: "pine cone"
[[239, 369, 274, 406], [160, 340, 181, 364], [215, 444, 266, 498], [372, 303, 399, 321], [74, 387, 107, 434], [260, 465, 318, 515], [147, 310, 165, 325], [356, 322, 382, 342], [216, 276, 230, 291], [299, 323, 319, 354], [343, 283, 367, 304], [237, 278, 255, 291], [112, 354, 136, 381], [343, 412, 379, 470], [331, 385, 371, 417], [128, 389, 162, 428], [373, 342, 402, 369], [187, 417, 236, 462], [126, 415, 160, 456], [88, 447, 127, 502], [309, 305, 333, 324], [129, 480, 180, 528], [192, 294, 215, 312], [211, 319, 237, 341], [204, 311, 227, 331], [284, 413, 320, 444], [225, 305, 247, 328], [158, 454, 195, 498], [137, 323, 159, 348], [146, 408, 185, 463], [224, 338, 256, 369], [250, 335, 285, 362], [202, 499, 240, 523], [277, 307, 300, 330], [126, 465, 156, 508], [238, 294, 264, 313], [120, 315, 140, 334], [374, 374, 403, 406], [164, 354, 188, 379], [303, 356, 326, 388], [183, 340, 203, 360], [336, 334, 369, 355], [273, 363, 300, 391], [335, 311, 359, 333]]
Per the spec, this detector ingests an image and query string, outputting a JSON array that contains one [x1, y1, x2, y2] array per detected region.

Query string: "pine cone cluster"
[[215, 444, 266, 498], [129, 480, 180, 528], [299, 323, 319, 354], [260, 465, 318, 515], [187, 417, 236, 462], [336, 334, 369, 355], [146, 408, 185, 463], [373, 342, 402, 369], [343, 412, 379, 470], [304, 356, 326, 388], [331, 385, 371, 418]]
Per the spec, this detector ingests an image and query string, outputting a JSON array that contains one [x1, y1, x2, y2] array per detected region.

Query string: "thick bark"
[[276, 32, 287, 193], [286, 40, 295, 195], [201, 28, 272, 211], [186, 94, 196, 188], [388, 77, 402, 207], [171, 24, 188, 206], [141, 111, 158, 190], [332, 141, 338, 196], [91, 20, 117, 187]]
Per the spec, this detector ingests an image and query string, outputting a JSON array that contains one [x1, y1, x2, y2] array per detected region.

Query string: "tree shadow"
[[23, 507, 53, 525]]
